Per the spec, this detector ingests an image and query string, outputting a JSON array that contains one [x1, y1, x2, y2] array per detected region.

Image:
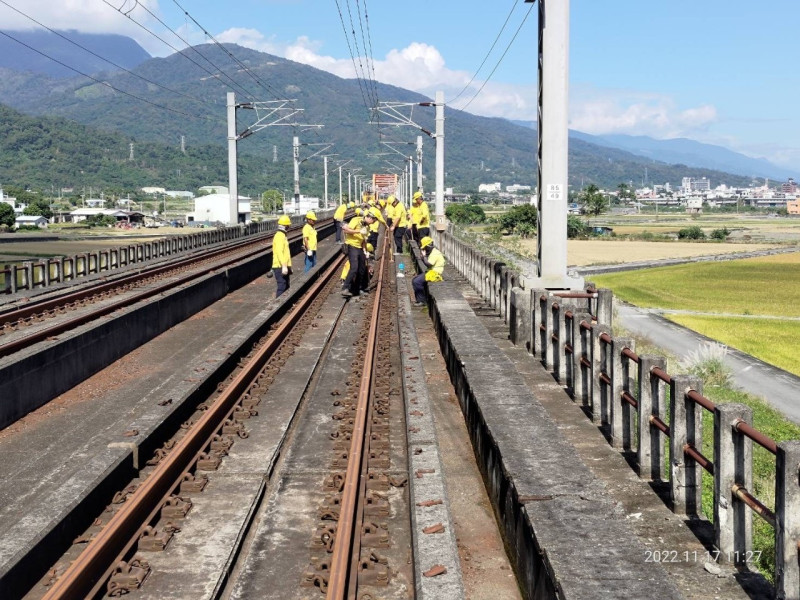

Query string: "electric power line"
[[0, 0, 217, 110], [334, 0, 373, 118], [0, 29, 217, 122], [101, 0, 259, 102], [454, 1, 535, 113], [448, 0, 519, 105], [169, 0, 293, 104]]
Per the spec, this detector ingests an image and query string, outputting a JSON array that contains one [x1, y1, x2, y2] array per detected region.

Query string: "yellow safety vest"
[[271, 230, 291, 268]]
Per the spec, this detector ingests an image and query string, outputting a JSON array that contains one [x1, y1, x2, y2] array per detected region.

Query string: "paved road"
[[616, 301, 800, 425]]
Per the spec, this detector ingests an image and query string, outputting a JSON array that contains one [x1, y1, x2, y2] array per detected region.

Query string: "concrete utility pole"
[[434, 90, 445, 230], [416, 136, 423, 191], [181, 135, 186, 154], [324, 155, 329, 209], [528, 0, 583, 289], [293, 136, 301, 208], [129, 143, 134, 161], [227, 92, 238, 225]]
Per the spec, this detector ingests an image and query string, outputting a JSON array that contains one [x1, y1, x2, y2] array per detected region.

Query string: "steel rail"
[[40, 254, 346, 600], [0, 224, 318, 360], [326, 237, 388, 600]]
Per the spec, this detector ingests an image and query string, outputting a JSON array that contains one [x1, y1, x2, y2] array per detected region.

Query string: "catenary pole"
[[530, 0, 583, 289], [293, 136, 301, 212], [227, 92, 238, 225], [416, 136, 423, 191], [434, 90, 445, 229]]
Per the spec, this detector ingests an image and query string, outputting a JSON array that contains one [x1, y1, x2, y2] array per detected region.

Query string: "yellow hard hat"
[[348, 201, 355, 208], [355, 208, 362, 215], [366, 243, 374, 252], [379, 198, 387, 207], [413, 191, 423, 200], [278, 215, 291, 226], [388, 195, 397, 204], [420, 236, 433, 248], [306, 211, 317, 221]]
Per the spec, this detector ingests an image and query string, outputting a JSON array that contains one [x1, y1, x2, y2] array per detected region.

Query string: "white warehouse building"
[[187, 193, 251, 225]]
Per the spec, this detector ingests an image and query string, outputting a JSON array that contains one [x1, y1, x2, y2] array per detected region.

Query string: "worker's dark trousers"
[[335, 221, 343, 242], [393, 226, 406, 253], [412, 274, 426, 303], [418, 227, 430, 239], [273, 268, 290, 297], [344, 245, 366, 294]]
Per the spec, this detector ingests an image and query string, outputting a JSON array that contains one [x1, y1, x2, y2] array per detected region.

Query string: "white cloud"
[[0, 0, 165, 52], [569, 85, 718, 139]]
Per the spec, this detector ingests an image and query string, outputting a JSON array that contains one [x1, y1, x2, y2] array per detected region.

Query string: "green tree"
[[678, 226, 706, 240], [617, 182, 634, 201], [494, 203, 537, 235], [567, 214, 587, 238], [0, 202, 15, 227], [261, 189, 283, 214], [23, 199, 53, 219], [446, 203, 486, 224], [581, 184, 608, 221]]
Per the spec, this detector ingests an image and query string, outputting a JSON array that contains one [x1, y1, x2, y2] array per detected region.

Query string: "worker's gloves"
[[360, 227, 368, 236], [281, 266, 289, 276], [306, 250, 313, 257]]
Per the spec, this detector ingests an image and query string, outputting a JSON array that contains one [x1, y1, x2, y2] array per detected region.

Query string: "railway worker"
[[412, 236, 445, 306], [384, 195, 395, 228], [388, 195, 408, 254], [272, 214, 293, 297], [303, 211, 318, 272], [333, 201, 347, 244], [366, 205, 385, 250], [341, 211, 377, 297], [413, 191, 431, 239]]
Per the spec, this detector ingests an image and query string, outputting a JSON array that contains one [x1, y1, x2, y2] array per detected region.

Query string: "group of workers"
[[271, 191, 444, 306]]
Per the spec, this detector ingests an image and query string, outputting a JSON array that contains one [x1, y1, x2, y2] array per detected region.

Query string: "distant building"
[[165, 190, 194, 199], [198, 185, 229, 195], [14, 215, 48, 229], [69, 208, 144, 224], [187, 193, 251, 224], [787, 198, 800, 215], [85, 198, 105, 208], [506, 184, 532, 193], [283, 195, 320, 215], [782, 178, 797, 194], [141, 187, 166, 195], [479, 182, 502, 193], [683, 177, 711, 193]]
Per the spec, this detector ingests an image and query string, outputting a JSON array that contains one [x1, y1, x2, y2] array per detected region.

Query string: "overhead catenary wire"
[[0, 0, 217, 110], [0, 29, 218, 122], [334, 0, 373, 120], [453, 1, 535, 113], [343, 0, 378, 111], [448, 0, 519, 105], [169, 0, 293, 104], [101, 0, 259, 102], [351, 0, 379, 110], [358, 0, 381, 138]]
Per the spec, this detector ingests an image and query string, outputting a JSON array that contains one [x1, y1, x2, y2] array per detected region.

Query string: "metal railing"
[[435, 226, 800, 598], [1, 211, 334, 294]]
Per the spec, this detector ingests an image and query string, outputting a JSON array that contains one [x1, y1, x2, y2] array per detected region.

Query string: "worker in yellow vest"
[[341, 211, 376, 297], [272, 215, 293, 297], [303, 211, 317, 272], [333, 202, 347, 244], [388, 195, 408, 254], [412, 236, 445, 306], [413, 191, 431, 239]]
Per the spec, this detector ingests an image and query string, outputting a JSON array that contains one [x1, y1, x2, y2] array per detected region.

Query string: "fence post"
[[610, 338, 636, 450], [637, 355, 667, 480], [596, 288, 613, 327], [591, 324, 611, 425], [669, 375, 704, 516], [714, 403, 753, 564], [532, 291, 546, 359], [572, 312, 592, 409], [553, 302, 570, 384], [509, 287, 531, 351], [542, 295, 556, 370], [776, 440, 800, 598]]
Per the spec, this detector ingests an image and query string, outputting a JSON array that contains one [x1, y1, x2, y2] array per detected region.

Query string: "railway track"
[[0, 219, 334, 360], [20, 236, 414, 599]]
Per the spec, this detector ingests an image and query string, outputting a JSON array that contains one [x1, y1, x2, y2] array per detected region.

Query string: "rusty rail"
[[41, 253, 346, 600], [326, 236, 388, 600]]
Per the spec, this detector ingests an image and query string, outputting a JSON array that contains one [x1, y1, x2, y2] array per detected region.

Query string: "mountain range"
[[0, 30, 791, 198]]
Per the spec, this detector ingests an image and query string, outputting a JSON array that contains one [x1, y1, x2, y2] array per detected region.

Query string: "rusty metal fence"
[[1, 211, 333, 295], [434, 226, 800, 598]]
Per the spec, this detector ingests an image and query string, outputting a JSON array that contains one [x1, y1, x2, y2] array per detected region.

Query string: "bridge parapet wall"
[[424, 227, 800, 600]]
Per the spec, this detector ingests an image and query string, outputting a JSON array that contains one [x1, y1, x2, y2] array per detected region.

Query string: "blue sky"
[[2, 0, 798, 173]]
